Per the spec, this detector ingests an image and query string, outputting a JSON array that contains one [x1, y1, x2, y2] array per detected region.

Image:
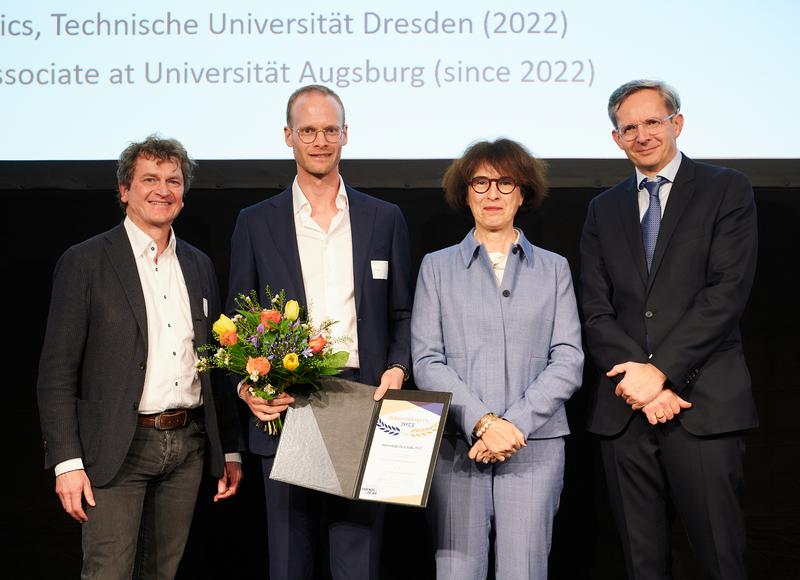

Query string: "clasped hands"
[[607, 361, 692, 425], [467, 415, 526, 464]]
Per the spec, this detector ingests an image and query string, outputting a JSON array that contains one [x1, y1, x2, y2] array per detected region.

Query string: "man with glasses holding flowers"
[[226, 84, 412, 580], [580, 80, 759, 580]]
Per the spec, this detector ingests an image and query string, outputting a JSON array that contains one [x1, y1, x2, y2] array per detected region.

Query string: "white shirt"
[[56, 219, 241, 476], [636, 151, 683, 220], [124, 218, 201, 413], [292, 177, 360, 369], [483, 229, 522, 287]]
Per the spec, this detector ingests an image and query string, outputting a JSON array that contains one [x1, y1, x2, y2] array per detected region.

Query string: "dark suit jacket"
[[227, 185, 413, 456], [37, 223, 241, 487], [580, 157, 759, 436]]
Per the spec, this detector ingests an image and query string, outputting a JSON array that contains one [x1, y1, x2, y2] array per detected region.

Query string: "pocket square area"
[[370, 260, 389, 280]]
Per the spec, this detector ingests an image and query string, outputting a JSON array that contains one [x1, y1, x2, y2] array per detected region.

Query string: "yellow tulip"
[[212, 314, 236, 337], [283, 353, 300, 371], [284, 300, 300, 321]]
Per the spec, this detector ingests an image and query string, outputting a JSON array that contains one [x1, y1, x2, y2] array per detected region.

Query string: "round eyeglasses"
[[293, 126, 344, 144], [616, 113, 678, 142], [468, 176, 517, 194]]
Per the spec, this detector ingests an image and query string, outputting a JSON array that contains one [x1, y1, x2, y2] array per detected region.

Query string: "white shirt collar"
[[636, 151, 683, 190], [123, 217, 176, 259], [291, 176, 349, 216]]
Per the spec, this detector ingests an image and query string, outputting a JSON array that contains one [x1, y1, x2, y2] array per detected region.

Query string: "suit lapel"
[[617, 177, 648, 287], [265, 190, 307, 304], [104, 223, 148, 344], [347, 187, 377, 313], [647, 158, 697, 293], [175, 239, 206, 343]]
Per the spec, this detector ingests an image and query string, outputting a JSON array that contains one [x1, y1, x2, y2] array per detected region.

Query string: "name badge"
[[370, 260, 389, 280]]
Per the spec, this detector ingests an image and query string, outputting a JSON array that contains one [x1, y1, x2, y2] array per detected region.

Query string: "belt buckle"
[[154, 410, 187, 430]]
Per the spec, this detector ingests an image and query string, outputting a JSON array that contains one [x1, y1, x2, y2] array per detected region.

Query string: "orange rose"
[[246, 356, 271, 377], [308, 335, 327, 354], [261, 309, 282, 326], [219, 330, 238, 346]]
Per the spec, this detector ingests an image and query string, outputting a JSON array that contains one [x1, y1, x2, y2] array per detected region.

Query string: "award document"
[[269, 377, 451, 507]]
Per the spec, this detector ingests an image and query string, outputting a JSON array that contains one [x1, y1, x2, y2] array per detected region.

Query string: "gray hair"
[[607, 80, 681, 127]]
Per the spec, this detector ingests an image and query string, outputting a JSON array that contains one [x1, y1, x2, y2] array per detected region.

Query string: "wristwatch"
[[385, 363, 410, 383]]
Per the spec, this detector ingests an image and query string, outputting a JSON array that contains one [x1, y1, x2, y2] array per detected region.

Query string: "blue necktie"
[[641, 177, 666, 271]]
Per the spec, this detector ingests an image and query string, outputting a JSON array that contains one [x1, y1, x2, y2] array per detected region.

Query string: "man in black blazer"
[[37, 136, 243, 579], [580, 80, 758, 580], [227, 85, 412, 580]]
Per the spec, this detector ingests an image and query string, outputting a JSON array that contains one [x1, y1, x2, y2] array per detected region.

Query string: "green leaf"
[[321, 350, 350, 368]]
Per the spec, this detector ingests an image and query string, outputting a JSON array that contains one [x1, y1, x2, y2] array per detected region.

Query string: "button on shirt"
[[484, 229, 521, 287], [124, 218, 202, 413], [292, 177, 360, 369], [636, 151, 683, 219]]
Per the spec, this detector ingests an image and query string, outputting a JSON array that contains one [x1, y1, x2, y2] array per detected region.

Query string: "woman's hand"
[[480, 418, 526, 458]]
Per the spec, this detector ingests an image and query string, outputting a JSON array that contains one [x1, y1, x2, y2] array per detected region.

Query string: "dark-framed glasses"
[[293, 126, 344, 144], [469, 176, 518, 194], [616, 112, 678, 142]]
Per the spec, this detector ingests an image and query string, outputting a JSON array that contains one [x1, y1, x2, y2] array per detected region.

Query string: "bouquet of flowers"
[[197, 288, 350, 435]]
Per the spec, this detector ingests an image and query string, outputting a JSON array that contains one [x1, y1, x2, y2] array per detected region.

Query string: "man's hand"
[[608, 362, 667, 409], [214, 461, 243, 502], [55, 469, 94, 523], [480, 418, 526, 458], [373, 367, 405, 401], [239, 385, 295, 422], [641, 389, 693, 425]]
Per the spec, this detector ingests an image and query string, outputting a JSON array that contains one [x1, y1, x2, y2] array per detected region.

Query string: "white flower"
[[249, 371, 259, 382]]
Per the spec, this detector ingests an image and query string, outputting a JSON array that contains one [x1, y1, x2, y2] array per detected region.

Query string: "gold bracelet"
[[473, 412, 499, 439]]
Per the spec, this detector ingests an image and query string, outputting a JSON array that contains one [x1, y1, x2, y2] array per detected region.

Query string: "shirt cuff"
[[236, 378, 252, 400], [54, 458, 85, 477], [225, 453, 242, 464]]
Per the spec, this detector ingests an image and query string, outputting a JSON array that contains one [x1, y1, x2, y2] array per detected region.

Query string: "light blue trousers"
[[427, 435, 565, 580]]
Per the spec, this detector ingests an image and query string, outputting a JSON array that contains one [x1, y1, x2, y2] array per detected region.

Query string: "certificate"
[[356, 394, 448, 505], [269, 378, 451, 507]]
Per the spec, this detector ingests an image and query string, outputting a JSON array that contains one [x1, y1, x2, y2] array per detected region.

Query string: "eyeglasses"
[[293, 126, 344, 144], [616, 113, 678, 142], [468, 176, 518, 195]]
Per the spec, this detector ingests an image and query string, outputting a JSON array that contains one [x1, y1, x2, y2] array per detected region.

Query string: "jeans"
[[81, 420, 207, 580]]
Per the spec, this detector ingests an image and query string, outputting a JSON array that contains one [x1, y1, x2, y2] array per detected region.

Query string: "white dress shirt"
[[636, 151, 683, 220], [124, 218, 201, 413], [292, 177, 360, 369]]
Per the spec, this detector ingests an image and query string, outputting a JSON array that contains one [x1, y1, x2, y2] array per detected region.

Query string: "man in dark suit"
[[37, 136, 243, 579], [580, 80, 758, 580], [227, 84, 412, 580]]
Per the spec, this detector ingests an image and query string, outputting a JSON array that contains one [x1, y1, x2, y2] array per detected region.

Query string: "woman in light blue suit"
[[412, 139, 583, 579]]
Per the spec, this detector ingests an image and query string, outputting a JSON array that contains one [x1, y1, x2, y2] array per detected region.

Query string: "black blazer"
[[37, 223, 241, 486], [227, 185, 413, 456], [580, 157, 759, 436]]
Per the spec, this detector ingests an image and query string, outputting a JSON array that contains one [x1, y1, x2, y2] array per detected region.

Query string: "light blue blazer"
[[412, 229, 583, 439]]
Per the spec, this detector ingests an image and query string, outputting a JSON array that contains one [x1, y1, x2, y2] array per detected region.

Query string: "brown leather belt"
[[137, 407, 203, 430]]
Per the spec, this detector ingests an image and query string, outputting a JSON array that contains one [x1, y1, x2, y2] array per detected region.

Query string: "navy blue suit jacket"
[[227, 185, 413, 455], [580, 157, 759, 437]]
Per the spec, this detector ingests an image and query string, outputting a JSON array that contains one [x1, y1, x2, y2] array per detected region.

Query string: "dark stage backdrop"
[[2, 182, 797, 579]]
